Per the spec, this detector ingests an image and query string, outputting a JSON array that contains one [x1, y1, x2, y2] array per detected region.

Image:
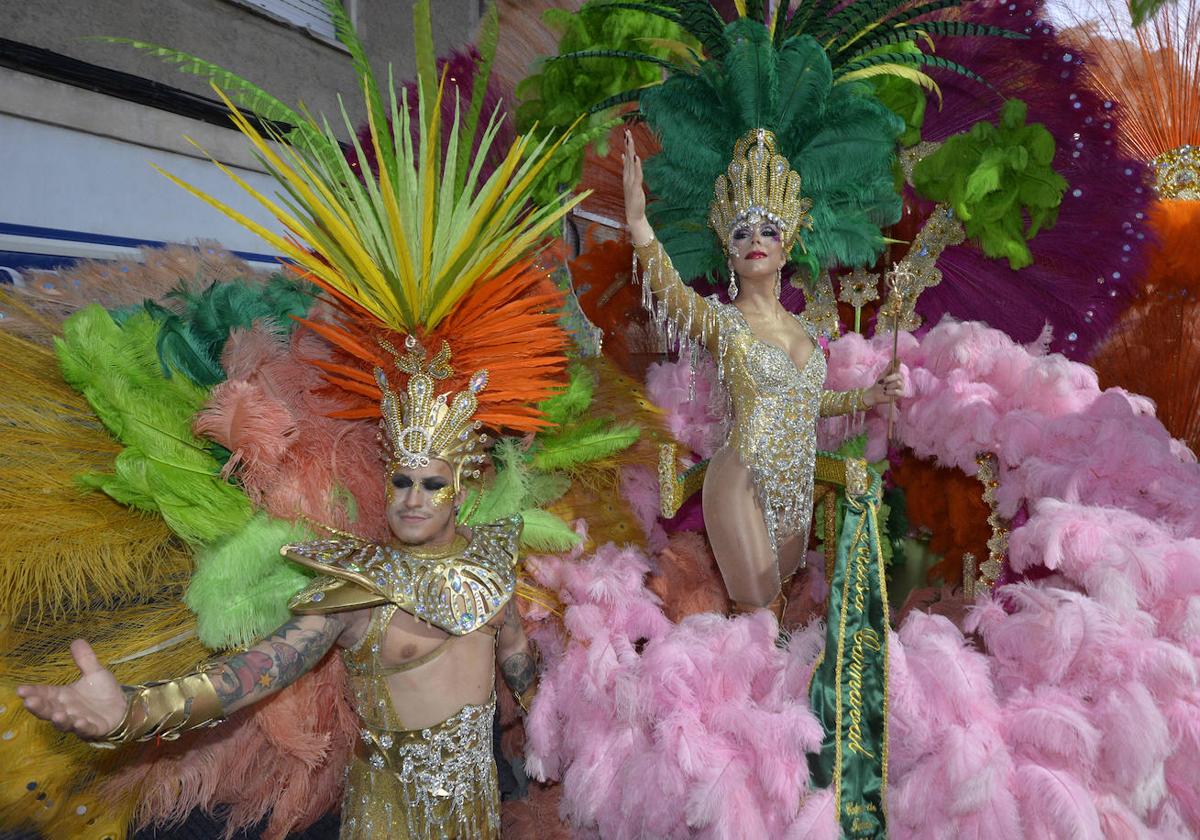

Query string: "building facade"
[[0, 0, 481, 275]]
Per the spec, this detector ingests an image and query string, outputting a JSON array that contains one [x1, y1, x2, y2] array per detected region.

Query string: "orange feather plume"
[[576, 121, 659, 225], [1092, 200, 1200, 454], [890, 454, 994, 587], [290, 250, 570, 433]]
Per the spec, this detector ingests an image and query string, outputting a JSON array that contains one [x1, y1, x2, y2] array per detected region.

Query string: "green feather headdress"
[[546, 2, 1023, 281], [641, 20, 904, 280]]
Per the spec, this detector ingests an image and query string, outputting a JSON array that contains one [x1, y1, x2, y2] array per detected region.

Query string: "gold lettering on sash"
[[845, 535, 881, 760]]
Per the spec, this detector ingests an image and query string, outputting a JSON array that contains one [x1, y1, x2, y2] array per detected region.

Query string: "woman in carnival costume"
[[624, 127, 902, 620]]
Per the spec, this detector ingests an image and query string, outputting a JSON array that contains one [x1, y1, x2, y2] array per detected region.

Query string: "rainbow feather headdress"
[[148, 16, 589, 491]]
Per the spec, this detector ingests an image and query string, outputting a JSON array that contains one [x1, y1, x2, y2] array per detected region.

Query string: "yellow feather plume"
[[164, 76, 587, 335], [838, 63, 943, 108]]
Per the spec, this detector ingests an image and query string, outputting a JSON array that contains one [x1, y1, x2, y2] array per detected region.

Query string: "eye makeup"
[[390, 475, 450, 493], [731, 223, 781, 242]]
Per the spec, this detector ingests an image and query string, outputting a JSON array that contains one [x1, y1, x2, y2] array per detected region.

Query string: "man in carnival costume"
[[15, 4, 585, 837], [19, 349, 536, 839]]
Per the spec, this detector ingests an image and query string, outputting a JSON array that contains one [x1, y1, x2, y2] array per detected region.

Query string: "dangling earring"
[[774, 266, 782, 300], [727, 264, 739, 300]]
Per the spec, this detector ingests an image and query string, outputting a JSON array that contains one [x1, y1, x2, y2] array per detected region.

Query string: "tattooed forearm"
[[501, 652, 537, 697], [210, 615, 343, 713]]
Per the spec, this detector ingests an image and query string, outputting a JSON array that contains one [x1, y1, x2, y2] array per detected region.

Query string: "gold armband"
[[512, 676, 538, 715], [89, 667, 225, 749], [818, 388, 868, 417]]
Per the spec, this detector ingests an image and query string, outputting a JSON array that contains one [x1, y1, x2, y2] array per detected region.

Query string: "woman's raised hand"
[[622, 129, 653, 245], [16, 639, 128, 739]]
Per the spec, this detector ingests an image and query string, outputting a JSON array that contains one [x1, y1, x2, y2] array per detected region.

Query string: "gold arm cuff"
[[818, 387, 867, 417], [513, 677, 538, 714], [91, 667, 224, 748]]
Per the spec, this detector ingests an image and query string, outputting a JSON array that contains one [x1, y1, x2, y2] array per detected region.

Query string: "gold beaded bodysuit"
[[283, 516, 522, 840], [634, 240, 863, 555]]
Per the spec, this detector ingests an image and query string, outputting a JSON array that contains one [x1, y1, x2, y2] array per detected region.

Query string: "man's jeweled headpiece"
[[709, 128, 814, 254], [377, 336, 489, 490]]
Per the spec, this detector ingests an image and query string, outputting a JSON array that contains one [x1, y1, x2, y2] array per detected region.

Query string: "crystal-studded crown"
[[708, 128, 813, 253], [377, 336, 490, 488]]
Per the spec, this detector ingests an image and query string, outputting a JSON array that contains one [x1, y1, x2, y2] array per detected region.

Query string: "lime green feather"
[[532, 418, 641, 472], [516, 1, 691, 198], [912, 99, 1066, 270], [538, 363, 596, 426], [185, 514, 314, 649], [852, 42, 929, 147], [464, 438, 533, 523], [515, 508, 582, 551], [56, 306, 252, 546]]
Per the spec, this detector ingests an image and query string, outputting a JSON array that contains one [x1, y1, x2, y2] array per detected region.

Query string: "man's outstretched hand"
[[16, 639, 127, 739]]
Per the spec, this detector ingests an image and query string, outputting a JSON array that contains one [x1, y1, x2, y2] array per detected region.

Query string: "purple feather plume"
[[914, 0, 1153, 359]]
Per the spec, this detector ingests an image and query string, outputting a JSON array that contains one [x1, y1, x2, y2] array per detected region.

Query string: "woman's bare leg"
[[777, 533, 807, 583], [702, 446, 780, 608]]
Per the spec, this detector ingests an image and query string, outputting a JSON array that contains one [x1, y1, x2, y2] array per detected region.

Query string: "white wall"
[[0, 112, 287, 258]]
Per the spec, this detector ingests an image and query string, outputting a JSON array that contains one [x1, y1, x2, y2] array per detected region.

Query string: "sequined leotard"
[[633, 239, 864, 554]]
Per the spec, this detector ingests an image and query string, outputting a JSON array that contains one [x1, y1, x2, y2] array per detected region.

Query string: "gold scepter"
[[883, 263, 915, 443]]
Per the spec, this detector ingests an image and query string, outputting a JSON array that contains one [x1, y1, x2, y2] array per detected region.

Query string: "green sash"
[[807, 459, 890, 838]]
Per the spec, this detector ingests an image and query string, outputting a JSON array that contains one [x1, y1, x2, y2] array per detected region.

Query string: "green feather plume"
[[912, 99, 1067, 270], [56, 306, 251, 546], [145, 273, 316, 388], [640, 24, 903, 279], [55, 305, 313, 650], [516, 0, 693, 198], [185, 514, 313, 648]]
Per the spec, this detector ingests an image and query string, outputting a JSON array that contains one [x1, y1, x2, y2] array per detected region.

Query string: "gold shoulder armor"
[[281, 515, 522, 634]]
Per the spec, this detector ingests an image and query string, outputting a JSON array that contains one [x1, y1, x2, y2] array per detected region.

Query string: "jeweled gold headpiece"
[[709, 128, 813, 253], [1153, 145, 1200, 200], [377, 336, 490, 490]]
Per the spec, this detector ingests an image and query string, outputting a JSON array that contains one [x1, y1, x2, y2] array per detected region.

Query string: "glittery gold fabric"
[[1153, 145, 1200, 200], [339, 605, 500, 840], [633, 238, 864, 556], [876, 205, 965, 331], [283, 517, 521, 636]]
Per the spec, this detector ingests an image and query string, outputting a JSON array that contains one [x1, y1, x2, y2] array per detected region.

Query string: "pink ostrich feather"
[[525, 543, 830, 838], [522, 316, 1200, 838], [210, 324, 388, 539], [119, 322, 389, 836], [645, 355, 725, 459], [105, 653, 357, 840]]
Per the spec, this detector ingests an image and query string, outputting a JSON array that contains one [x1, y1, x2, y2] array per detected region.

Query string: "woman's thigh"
[[702, 446, 780, 605]]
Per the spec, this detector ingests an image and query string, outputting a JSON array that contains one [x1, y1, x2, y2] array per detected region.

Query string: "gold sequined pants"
[[340, 695, 500, 839]]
